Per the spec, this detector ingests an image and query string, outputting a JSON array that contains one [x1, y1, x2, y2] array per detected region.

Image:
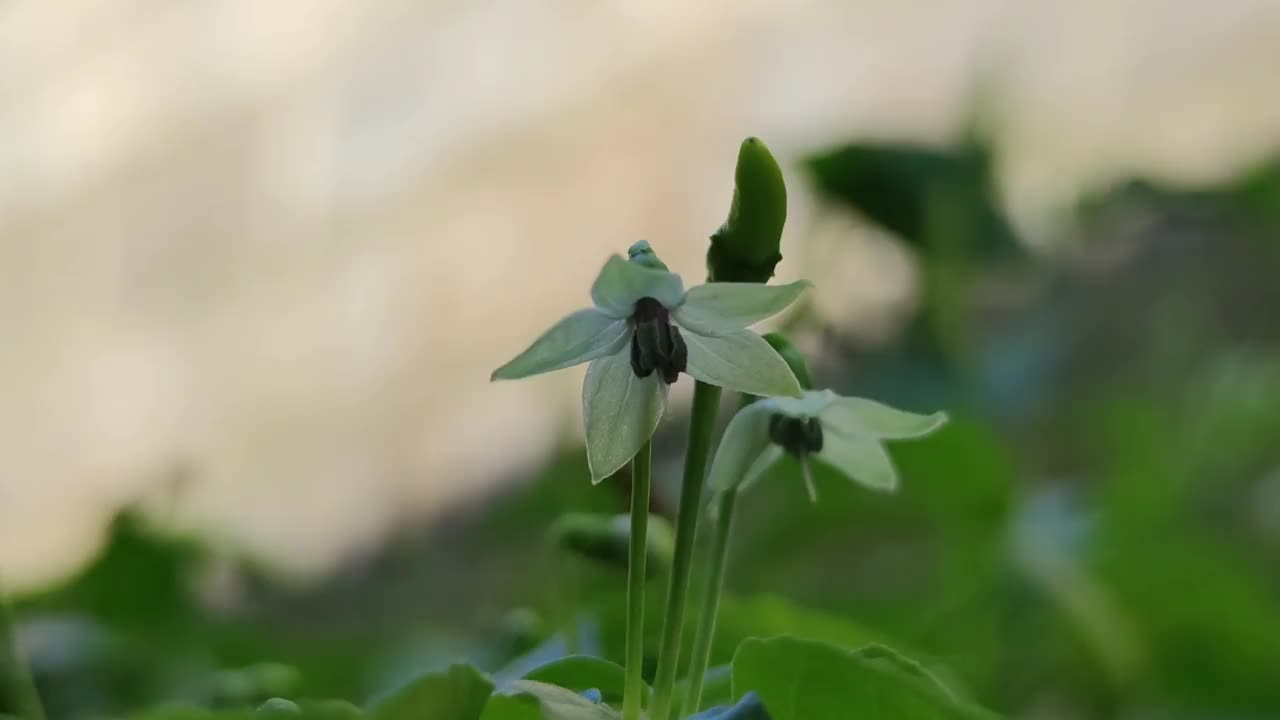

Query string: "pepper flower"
[[492, 242, 808, 483], [707, 390, 947, 499]]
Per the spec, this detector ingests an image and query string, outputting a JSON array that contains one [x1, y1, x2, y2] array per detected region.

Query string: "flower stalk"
[[683, 333, 807, 716], [648, 380, 722, 720], [680, 484, 737, 716], [622, 440, 652, 720]]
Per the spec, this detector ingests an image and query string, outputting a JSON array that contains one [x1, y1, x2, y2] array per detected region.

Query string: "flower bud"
[[707, 138, 788, 283]]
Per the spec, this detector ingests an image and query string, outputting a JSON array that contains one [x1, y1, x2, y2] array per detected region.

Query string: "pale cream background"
[[2, 0, 1278, 588]]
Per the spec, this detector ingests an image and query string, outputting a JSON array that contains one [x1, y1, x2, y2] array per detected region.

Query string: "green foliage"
[[549, 514, 675, 578], [520, 656, 636, 706], [502, 681, 620, 720], [805, 142, 1018, 261], [732, 638, 999, 720], [368, 664, 493, 720]]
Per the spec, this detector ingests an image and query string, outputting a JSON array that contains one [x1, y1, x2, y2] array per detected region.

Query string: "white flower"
[[492, 242, 809, 483], [707, 390, 947, 498]]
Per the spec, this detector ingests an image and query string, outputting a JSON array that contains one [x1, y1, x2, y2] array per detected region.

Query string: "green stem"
[[622, 439, 652, 720], [0, 580, 46, 720], [681, 487, 737, 716], [650, 381, 723, 720]]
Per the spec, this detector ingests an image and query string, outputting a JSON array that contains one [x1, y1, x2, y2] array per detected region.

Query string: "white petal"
[[815, 435, 899, 492], [765, 390, 839, 418], [683, 330, 802, 398], [740, 445, 785, 493], [590, 255, 685, 318], [706, 402, 776, 492], [672, 280, 811, 336], [491, 310, 630, 380], [820, 397, 948, 439], [582, 352, 668, 484]]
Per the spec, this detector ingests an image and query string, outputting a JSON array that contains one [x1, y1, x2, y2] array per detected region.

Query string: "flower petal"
[[706, 401, 776, 492], [683, 330, 803, 398], [820, 397, 948, 439], [765, 389, 838, 418], [740, 445, 785, 493], [590, 255, 685, 317], [491, 309, 631, 380], [582, 351, 667, 484], [672, 280, 810, 336], [815, 435, 899, 492]]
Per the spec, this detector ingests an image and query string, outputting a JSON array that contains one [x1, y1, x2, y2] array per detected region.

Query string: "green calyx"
[[628, 240, 670, 271], [707, 137, 788, 283]]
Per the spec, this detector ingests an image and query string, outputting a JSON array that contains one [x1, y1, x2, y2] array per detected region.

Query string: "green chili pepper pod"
[[549, 512, 675, 577], [707, 138, 788, 283], [762, 332, 812, 390]]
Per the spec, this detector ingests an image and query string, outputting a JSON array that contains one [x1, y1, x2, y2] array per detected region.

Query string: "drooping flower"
[[706, 390, 947, 499], [492, 242, 809, 483]]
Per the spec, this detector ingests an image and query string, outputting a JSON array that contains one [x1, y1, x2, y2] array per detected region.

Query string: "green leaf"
[[129, 708, 255, 720], [256, 699, 302, 717], [805, 142, 1019, 260], [369, 664, 494, 720], [582, 352, 668, 483], [590, 255, 685, 318], [821, 398, 948, 439], [520, 655, 638, 706], [731, 637, 1000, 720], [548, 513, 675, 576], [673, 281, 810, 337], [479, 694, 543, 720], [295, 701, 365, 720], [684, 331, 802, 399], [504, 680, 621, 720], [492, 309, 631, 380]]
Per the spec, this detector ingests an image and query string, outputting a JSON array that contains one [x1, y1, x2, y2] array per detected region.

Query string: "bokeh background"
[[3, 1, 1280, 717]]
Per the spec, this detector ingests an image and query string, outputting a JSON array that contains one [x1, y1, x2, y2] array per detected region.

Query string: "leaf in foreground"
[[731, 637, 1001, 720], [369, 663, 493, 720]]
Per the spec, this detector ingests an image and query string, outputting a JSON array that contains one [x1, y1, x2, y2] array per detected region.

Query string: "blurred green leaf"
[[130, 705, 255, 720], [731, 637, 999, 720], [256, 698, 302, 717], [295, 700, 365, 720], [504, 680, 619, 720], [479, 693, 542, 720], [520, 655, 635, 706], [805, 142, 1018, 260], [369, 664, 492, 720], [549, 513, 674, 577]]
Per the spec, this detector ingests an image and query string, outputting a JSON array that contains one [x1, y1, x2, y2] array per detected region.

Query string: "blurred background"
[[3, 0, 1280, 717]]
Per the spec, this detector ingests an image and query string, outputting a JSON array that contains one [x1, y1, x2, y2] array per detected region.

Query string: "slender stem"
[[681, 488, 737, 716], [622, 439, 652, 720], [650, 381, 723, 720], [0, 579, 46, 720]]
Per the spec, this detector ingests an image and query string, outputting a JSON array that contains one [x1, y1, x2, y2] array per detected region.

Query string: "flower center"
[[768, 414, 824, 458], [630, 297, 687, 384]]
